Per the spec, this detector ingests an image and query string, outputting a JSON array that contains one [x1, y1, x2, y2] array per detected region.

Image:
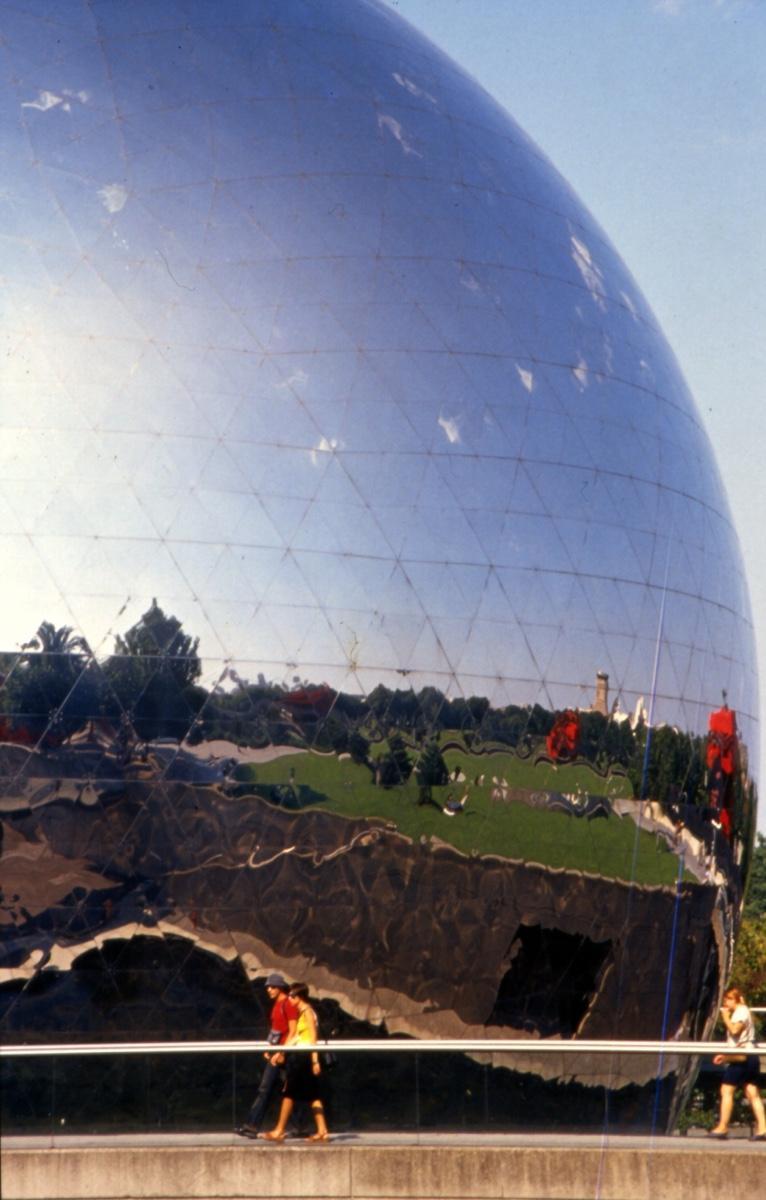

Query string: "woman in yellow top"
[[261, 983, 330, 1142]]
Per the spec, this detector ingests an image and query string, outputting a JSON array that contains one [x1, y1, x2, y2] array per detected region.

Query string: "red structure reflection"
[[706, 706, 738, 838], [546, 710, 580, 761]]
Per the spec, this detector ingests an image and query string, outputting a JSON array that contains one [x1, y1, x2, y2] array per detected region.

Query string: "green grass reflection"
[[234, 747, 692, 886]]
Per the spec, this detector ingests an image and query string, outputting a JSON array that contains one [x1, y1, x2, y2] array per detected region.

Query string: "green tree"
[[680, 908, 766, 1133], [627, 724, 706, 806], [478, 703, 527, 748], [103, 600, 202, 741], [112, 600, 200, 687], [730, 916, 766, 1008], [375, 732, 412, 787], [348, 730, 370, 766], [2, 622, 102, 740], [415, 738, 449, 788], [526, 703, 555, 737], [313, 713, 348, 753], [415, 686, 446, 733], [744, 833, 766, 919], [447, 695, 489, 734], [366, 684, 393, 721], [333, 691, 366, 722], [387, 689, 418, 730], [414, 737, 448, 807], [577, 711, 608, 762], [192, 676, 284, 748]]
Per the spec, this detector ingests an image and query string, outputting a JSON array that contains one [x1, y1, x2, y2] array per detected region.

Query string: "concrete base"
[[3, 1134, 764, 1200]]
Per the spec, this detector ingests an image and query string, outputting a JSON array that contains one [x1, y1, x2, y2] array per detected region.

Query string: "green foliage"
[[196, 678, 286, 747], [676, 1085, 718, 1134], [448, 694, 489, 733], [348, 730, 370, 765], [526, 703, 555, 737], [675, 1079, 760, 1135], [2, 623, 103, 739], [312, 713, 348, 752], [111, 599, 201, 687], [374, 732, 413, 787], [627, 722, 707, 806], [744, 833, 766, 919], [103, 600, 202, 741], [478, 703, 530, 748], [577, 711, 635, 769], [365, 684, 463, 736], [333, 691, 366, 722], [238, 780, 328, 810], [679, 864, 766, 1136], [412, 686, 446, 732], [4, 607, 754, 853], [415, 738, 449, 788], [729, 916, 766, 1007]]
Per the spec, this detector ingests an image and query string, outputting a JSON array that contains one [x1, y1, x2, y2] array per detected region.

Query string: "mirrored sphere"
[[0, 0, 758, 1133]]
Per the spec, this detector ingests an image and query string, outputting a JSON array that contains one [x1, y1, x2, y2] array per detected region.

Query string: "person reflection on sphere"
[[709, 987, 766, 1140], [261, 982, 330, 1142], [235, 972, 297, 1139]]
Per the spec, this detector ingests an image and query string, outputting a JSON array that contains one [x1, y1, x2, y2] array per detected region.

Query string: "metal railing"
[[3, 1036, 762, 1139], [2, 1037, 763, 1058]]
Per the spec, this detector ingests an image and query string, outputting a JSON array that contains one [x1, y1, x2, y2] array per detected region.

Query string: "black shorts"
[[285, 1054, 324, 1103], [722, 1055, 762, 1087]]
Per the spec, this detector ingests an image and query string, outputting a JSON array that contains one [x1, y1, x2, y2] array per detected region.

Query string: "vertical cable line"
[[617, 528, 674, 1007], [594, 524, 674, 1198], [639, 530, 674, 808], [651, 844, 686, 1139], [636, 530, 680, 1180]]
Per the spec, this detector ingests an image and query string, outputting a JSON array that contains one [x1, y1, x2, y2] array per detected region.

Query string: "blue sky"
[[392, 0, 766, 833]]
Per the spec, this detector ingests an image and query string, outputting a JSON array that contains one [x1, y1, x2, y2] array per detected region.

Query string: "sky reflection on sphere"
[[1, 0, 756, 755]]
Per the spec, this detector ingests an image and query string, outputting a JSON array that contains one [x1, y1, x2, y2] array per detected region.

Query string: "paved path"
[[3, 1128, 762, 1151], [5, 1129, 764, 1200]]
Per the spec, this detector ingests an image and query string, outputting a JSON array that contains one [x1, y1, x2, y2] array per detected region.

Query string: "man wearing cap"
[[235, 972, 298, 1139]]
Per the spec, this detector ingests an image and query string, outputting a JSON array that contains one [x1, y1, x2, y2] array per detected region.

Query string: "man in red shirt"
[[235, 972, 298, 1139]]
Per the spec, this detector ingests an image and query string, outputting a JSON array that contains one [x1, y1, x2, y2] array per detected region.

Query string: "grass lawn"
[[233, 745, 690, 887]]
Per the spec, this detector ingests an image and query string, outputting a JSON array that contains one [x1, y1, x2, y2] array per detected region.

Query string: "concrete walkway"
[[3, 1129, 765, 1200], [2, 1128, 764, 1149]]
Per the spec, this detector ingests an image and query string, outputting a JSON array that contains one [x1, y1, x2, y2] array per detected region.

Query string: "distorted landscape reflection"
[[0, 0, 758, 1135]]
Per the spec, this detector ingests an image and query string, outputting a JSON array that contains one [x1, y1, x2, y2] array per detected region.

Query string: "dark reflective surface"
[[0, 0, 757, 1133], [1, 1044, 710, 1137]]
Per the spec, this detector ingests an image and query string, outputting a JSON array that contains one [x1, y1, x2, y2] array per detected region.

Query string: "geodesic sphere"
[[0, 0, 757, 1135], [1, 0, 756, 744]]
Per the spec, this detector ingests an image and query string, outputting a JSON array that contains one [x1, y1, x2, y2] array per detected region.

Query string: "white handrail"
[[1, 1038, 763, 1059]]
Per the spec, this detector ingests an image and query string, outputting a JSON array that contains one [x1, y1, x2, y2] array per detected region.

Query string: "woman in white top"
[[709, 987, 766, 1140]]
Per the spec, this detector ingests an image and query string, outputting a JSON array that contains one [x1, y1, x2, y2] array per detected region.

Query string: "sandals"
[[260, 1129, 330, 1143]]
